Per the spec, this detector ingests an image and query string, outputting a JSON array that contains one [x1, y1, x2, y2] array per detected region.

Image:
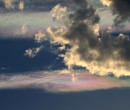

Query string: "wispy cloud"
[[0, 70, 129, 92]]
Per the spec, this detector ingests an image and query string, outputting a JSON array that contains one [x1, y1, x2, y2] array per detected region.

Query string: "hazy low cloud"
[[0, 70, 128, 92]]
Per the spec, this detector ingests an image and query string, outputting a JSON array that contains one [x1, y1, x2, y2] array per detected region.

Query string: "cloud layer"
[[0, 70, 129, 92]]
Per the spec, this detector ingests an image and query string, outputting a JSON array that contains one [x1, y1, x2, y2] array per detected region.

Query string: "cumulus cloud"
[[24, 46, 43, 58], [51, 4, 68, 24], [44, 0, 130, 77]]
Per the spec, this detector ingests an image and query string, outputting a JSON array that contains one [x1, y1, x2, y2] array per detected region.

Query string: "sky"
[[1, 0, 130, 110]]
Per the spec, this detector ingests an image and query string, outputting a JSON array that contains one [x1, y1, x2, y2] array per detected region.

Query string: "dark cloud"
[[111, 0, 130, 25], [49, 0, 130, 76], [64, 0, 100, 60]]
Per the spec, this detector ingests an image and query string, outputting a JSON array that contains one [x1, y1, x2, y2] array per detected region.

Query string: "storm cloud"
[[46, 0, 130, 77]]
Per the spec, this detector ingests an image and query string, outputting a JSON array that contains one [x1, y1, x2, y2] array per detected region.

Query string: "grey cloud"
[[48, 0, 130, 77], [109, 0, 130, 25]]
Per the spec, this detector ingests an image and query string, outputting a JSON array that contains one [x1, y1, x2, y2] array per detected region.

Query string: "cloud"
[[18, 1, 24, 10], [51, 4, 68, 24], [34, 30, 46, 43], [45, 1, 130, 77], [24, 46, 43, 58], [0, 70, 129, 92], [101, 0, 130, 25], [100, 0, 112, 6], [58, 45, 66, 51], [3, 0, 14, 9], [2, 0, 130, 78]]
